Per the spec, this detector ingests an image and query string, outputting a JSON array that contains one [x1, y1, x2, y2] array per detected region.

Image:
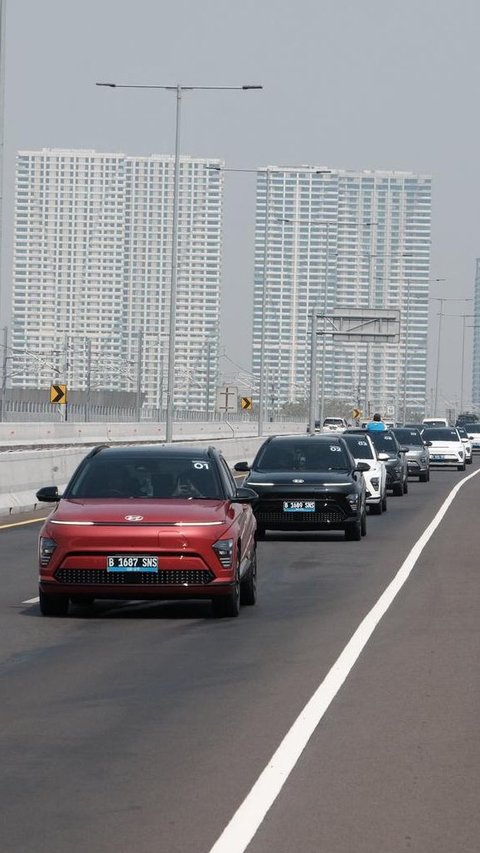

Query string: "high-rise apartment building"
[[11, 149, 223, 410], [252, 167, 432, 420]]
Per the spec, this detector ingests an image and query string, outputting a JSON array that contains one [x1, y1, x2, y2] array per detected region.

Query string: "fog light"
[[370, 477, 379, 490], [346, 493, 358, 509]]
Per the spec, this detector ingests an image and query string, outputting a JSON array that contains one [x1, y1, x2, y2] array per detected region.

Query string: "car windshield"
[[423, 420, 447, 428], [422, 428, 460, 442], [393, 429, 423, 447], [366, 432, 398, 456], [457, 427, 467, 438], [464, 424, 480, 433], [323, 418, 343, 425], [66, 455, 223, 499], [255, 441, 350, 471], [342, 435, 374, 459]]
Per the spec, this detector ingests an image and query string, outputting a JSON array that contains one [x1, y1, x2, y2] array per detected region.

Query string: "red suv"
[[36, 445, 258, 618]]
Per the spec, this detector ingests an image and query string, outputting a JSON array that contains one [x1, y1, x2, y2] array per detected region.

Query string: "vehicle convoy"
[[235, 433, 368, 541], [341, 431, 387, 514], [36, 445, 258, 618], [392, 427, 431, 482], [420, 427, 466, 471], [346, 428, 409, 496]]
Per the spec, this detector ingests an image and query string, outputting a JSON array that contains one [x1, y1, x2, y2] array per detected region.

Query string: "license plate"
[[430, 455, 445, 461], [283, 500, 316, 512], [107, 555, 159, 572]]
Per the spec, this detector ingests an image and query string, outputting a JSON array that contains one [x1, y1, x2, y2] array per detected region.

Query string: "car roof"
[[265, 433, 344, 443], [88, 444, 215, 459]]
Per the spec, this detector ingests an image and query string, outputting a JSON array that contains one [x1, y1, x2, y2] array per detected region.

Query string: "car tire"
[[256, 524, 266, 540], [212, 564, 241, 618], [240, 551, 257, 606], [39, 590, 69, 617], [467, 457, 473, 465], [419, 471, 428, 483], [382, 492, 388, 511], [457, 463, 466, 471], [345, 519, 362, 541], [392, 481, 404, 496], [369, 500, 383, 515], [403, 478, 408, 494], [360, 509, 367, 537]]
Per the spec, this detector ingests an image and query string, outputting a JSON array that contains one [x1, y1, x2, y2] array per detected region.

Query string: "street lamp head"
[[96, 82, 117, 88], [242, 85, 263, 90]]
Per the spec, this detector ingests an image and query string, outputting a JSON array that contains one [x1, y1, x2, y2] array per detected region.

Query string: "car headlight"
[[370, 477, 379, 489], [212, 538, 234, 568], [39, 536, 57, 567], [420, 455, 428, 463], [346, 493, 359, 509]]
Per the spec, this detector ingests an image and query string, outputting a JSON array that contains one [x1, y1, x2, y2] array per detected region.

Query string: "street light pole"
[[318, 222, 331, 431], [97, 81, 262, 442], [258, 168, 271, 436], [433, 297, 472, 416], [0, 324, 7, 422], [308, 308, 318, 433]]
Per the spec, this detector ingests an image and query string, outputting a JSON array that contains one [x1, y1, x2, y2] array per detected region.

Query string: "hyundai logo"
[[124, 515, 144, 521]]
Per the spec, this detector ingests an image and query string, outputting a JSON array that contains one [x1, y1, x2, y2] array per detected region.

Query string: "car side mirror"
[[377, 452, 389, 461], [233, 486, 258, 503], [399, 446, 409, 453], [468, 435, 474, 440], [234, 461, 250, 472], [424, 441, 432, 447], [36, 486, 61, 502], [355, 461, 370, 472]]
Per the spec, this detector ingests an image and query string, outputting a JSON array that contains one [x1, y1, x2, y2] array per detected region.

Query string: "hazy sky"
[[2, 0, 480, 409]]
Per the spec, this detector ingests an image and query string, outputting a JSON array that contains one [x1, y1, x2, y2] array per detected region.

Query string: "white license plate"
[[107, 555, 159, 572], [283, 500, 316, 512], [430, 455, 445, 461]]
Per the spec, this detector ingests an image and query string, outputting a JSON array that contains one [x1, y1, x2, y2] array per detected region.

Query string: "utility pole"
[[308, 308, 318, 433], [0, 1, 6, 317], [85, 338, 92, 422]]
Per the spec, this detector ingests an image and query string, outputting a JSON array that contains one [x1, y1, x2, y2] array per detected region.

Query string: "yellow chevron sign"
[[241, 397, 253, 411], [50, 384, 67, 404]]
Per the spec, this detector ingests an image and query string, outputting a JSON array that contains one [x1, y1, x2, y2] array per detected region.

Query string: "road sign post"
[[216, 385, 238, 414]]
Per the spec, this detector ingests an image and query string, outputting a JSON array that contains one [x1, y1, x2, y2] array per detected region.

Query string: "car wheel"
[[457, 463, 466, 471], [419, 471, 428, 483], [345, 519, 362, 541], [360, 509, 367, 536], [392, 481, 404, 496], [240, 550, 257, 606], [403, 477, 408, 494], [256, 524, 266, 540], [212, 563, 241, 618], [369, 500, 382, 515], [467, 457, 473, 465], [382, 492, 388, 511], [39, 589, 69, 617]]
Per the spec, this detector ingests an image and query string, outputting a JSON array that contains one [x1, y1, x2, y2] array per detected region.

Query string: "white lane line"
[[208, 468, 480, 853], [0, 517, 47, 530], [22, 597, 39, 605]]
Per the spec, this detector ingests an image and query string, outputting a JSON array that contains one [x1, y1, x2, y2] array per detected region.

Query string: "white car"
[[456, 426, 473, 464], [421, 427, 466, 471], [322, 417, 348, 433], [422, 417, 449, 428], [463, 423, 480, 453], [342, 432, 387, 514]]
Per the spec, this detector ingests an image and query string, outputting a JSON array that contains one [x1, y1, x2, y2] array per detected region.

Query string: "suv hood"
[[48, 498, 231, 527], [247, 470, 355, 488]]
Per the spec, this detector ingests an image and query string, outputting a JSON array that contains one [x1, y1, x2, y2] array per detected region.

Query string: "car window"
[[393, 429, 423, 446], [66, 455, 224, 499], [255, 441, 350, 471], [421, 429, 460, 442], [342, 435, 374, 459], [366, 432, 398, 456], [218, 456, 237, 498], [463, 424, 480, 433]]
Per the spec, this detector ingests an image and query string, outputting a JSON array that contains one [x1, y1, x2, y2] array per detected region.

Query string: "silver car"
[[392, 428, 430, 482]]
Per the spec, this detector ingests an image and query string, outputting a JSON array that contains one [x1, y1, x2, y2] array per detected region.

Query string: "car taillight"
[[212, 539, 234, 568], [39, 537, 57, 566]]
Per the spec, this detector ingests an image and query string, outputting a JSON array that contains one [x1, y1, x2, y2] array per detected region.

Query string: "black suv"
[[234, 434, 368, 541], [346, 428, 409, 496]]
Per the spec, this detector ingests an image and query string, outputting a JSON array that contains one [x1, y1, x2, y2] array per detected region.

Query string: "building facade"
[[11, 149, 223, 410], [252, 167, 432, 420]]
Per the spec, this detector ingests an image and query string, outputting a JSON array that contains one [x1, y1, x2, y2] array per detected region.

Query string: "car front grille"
[[54, 569, 214, 586], [257, 509, 345, 524]]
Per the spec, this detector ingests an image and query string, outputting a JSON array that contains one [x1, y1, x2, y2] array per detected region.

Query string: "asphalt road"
[[1, 462, 480, 853]]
